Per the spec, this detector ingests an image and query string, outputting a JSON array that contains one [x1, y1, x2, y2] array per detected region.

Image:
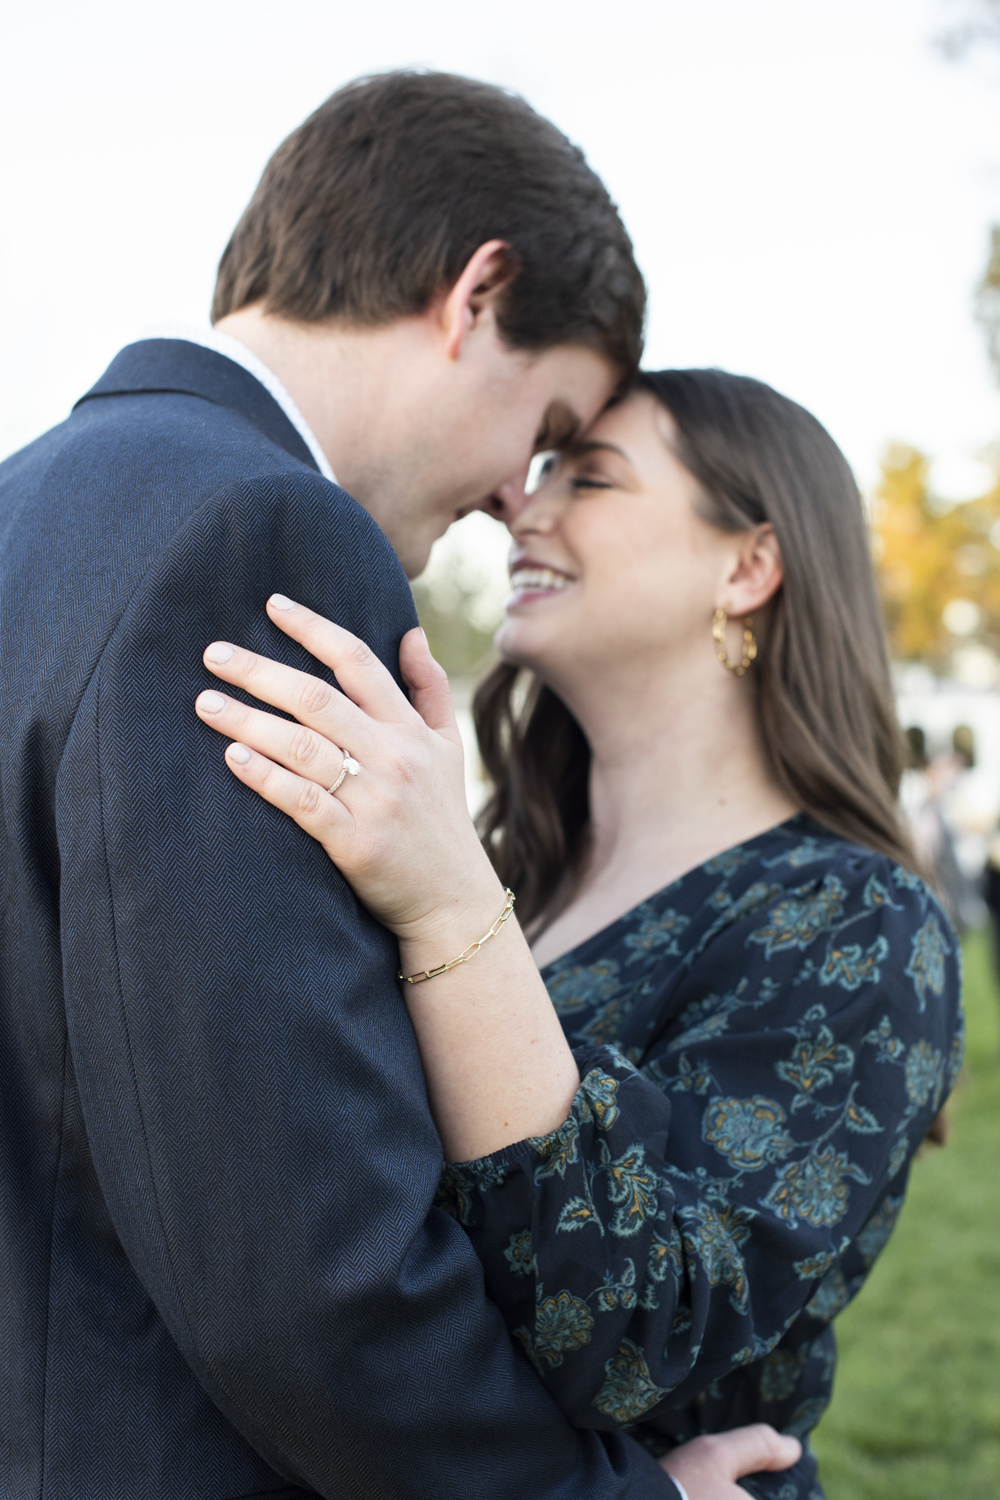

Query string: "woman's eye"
[[570, 475, 614, 491]]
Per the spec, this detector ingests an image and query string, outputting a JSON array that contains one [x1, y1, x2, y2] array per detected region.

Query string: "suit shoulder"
[[110, 464, 417, 697]]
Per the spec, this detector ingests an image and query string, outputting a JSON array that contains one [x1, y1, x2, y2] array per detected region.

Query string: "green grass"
[[811, 926, 1000, 1498]]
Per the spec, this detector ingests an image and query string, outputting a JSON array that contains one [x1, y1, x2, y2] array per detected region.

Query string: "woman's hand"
[[661, 1425, 801, 1498], [195, 593, 580, 1162], [196, 593, 504, 967]]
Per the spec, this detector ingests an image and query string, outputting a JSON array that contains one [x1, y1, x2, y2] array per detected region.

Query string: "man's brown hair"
[[212, 71, 645, 381]]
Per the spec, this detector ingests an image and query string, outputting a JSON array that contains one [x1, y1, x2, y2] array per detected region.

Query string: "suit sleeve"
[[56, 472, 675, 1500]]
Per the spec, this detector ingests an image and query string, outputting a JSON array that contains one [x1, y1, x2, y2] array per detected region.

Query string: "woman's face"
[[496, 390, 755, 697]]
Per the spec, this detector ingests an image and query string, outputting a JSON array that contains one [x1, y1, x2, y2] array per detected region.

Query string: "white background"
[[3, 0, 1000, 500]]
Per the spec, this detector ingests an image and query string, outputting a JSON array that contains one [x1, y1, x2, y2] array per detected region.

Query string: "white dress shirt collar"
[[139, 322, 337, 485]]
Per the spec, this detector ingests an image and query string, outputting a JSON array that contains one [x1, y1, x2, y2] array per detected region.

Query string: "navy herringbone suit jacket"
[[0, 342, 676, 1500]]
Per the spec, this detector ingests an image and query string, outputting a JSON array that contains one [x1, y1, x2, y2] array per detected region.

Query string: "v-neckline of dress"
[[537, 812, 816, 982]]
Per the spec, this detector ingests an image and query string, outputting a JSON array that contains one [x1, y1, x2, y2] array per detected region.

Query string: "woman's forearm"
[[397, 873, 579, 1162]]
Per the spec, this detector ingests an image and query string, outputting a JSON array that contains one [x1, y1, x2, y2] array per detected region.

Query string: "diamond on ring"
[[328, 751, 361, 796]]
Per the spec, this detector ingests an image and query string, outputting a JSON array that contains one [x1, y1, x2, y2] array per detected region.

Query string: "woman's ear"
[[722, 524, 783, 616]]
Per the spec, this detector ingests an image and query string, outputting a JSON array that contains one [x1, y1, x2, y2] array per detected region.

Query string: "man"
[[0, 71, 798, 1499]]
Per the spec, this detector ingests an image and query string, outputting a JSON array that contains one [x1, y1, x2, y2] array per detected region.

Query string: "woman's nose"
[[506, 487, 563, 541]]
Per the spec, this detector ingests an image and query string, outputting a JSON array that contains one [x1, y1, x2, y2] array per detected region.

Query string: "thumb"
[[662, 1425, 801, 1489], [399, 627, 459, 740], [721, 1424, 802, 1478]]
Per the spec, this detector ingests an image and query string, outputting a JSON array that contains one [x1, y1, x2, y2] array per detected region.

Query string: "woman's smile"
[[506, 557, 578, 608]]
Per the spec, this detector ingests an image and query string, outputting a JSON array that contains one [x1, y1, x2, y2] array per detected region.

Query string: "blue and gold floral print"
[[503, 1228, 534, 1276], [905, 915, 950, 1012], [702, 1096, 794, 1170], [761, 1144, 870, 1228], [677, 1199, 754, 1312], [749, 874, 847, 955], [593, 1339, 670, 1422], [623, 907, 691, 964], [515, 1287, 595, 1370], [436, 815, 963, 1499], [774, 1024, 853, 1110]]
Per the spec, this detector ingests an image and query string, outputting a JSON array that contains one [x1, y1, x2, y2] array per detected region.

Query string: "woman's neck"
[[530, 654, 798, 969]]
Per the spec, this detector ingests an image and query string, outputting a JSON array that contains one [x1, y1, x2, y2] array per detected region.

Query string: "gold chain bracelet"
[[398, 889, 516, 985]]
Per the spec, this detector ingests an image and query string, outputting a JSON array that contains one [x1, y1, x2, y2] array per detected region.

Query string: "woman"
[[195, 370, 963, 1499]]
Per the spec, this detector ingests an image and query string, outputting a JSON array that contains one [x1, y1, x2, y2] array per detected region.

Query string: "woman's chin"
[[494, 618, 554, 673]]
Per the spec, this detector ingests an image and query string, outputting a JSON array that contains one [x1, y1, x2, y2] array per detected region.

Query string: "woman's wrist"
[[395, 866, 509, 976]]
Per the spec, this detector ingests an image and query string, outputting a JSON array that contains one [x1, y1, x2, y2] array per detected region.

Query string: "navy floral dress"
[[437, 815, 964, 1499]]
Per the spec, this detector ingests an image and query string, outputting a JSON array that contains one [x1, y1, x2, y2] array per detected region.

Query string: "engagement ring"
[[328, 751, 361, 796]]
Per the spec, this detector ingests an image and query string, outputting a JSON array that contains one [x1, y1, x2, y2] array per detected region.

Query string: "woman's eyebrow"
[[568, 439, 630, 460]]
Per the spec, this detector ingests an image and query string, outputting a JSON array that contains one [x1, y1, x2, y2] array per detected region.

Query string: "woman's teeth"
[[509, 567, 573, 592]]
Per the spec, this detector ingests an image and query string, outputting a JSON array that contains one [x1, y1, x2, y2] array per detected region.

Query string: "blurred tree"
[[410, 513, 509, 679], [977, 225, 1000, 378], [873, 443, 1000, 663], [937, 0, 1000, 57], [938, 0, 1000, 376], [412, 568, 499, 678]]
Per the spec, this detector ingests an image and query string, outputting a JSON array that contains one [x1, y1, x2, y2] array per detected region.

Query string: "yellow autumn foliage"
[[872, 444, 1000, 663]]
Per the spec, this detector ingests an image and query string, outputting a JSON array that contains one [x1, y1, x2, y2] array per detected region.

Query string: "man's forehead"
[[541, 344, 619, 423], [541, 400, 583, 449]]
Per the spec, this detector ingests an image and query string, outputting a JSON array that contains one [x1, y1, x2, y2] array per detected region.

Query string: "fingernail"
[[269, 593, 296, 611], [205, 642, 234, 664], [198, 691, 226, 713], [228, 743, 251, 764], [419, 628, 429, 644]]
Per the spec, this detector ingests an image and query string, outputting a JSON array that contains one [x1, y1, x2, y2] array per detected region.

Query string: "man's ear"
[[721, 524, 784, 616], [439, 240, 518, 360]]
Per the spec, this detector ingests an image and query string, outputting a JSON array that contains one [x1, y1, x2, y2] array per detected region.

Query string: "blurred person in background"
[[199, 370, 962, 1500], [980, 821, 1000, 1011], [901, 727, 979, 932], [0, 69, 793, 1500]]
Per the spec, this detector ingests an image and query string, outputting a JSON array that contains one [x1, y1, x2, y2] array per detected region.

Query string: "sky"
[[3, 0, 1000, 522]]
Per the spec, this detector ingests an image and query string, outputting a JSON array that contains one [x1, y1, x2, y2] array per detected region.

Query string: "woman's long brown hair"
[[474, 368, 915, 929]]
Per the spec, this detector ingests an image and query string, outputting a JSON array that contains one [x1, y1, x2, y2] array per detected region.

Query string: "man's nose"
[[481, 475, 532, 525]]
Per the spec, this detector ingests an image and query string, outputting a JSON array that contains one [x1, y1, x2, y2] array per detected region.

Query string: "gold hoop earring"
[[712, 607, 757, 676]]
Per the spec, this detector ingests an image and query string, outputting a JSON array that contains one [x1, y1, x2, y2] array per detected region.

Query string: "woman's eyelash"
[[570, 476, 613, 491]]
